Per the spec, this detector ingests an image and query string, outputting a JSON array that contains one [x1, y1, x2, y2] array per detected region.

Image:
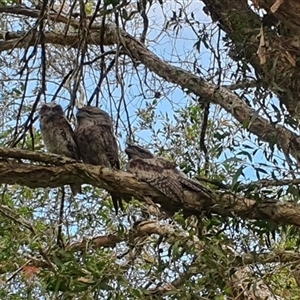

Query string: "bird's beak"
[[76, 109, 85, 118], [124, 147, 133, 155]]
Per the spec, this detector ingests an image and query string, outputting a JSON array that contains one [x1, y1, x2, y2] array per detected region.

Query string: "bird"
[[125, 143, 211, 202], [74, 105, 123, 214], [39, 102, 82, 196]]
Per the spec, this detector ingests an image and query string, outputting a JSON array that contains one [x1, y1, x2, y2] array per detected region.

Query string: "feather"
[[39, 103, 81, 195], [125, 144, 211, 202], [75, 106, 123, 214]]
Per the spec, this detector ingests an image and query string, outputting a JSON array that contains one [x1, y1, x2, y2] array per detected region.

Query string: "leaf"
[[243, 144, 254, 149], [97, 281, 114, 290], [194, 40, 201, 52], [22, 266, 40, 279], [214, 131, 230, 140], [237, 151, 252, 162], [255, 167, 268, 175], [77, 277, 94, 284], [231, 166, 244, 187], [84, 1, 93, 14], [104, 0, 119, 6], [52, 254, 63, 267], [122, 8, 128, 20], [255, 167, 268, 180], [172, 240, 182, 258]]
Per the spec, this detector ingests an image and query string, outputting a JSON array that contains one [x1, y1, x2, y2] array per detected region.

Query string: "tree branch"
[[0, 147, 77, 165], [1, 148, 300, 226], [239, 178, 300, 189], [201, 0, 300, 117], [1, 27, 300, 165], [0, 6, 99, 30], [118, 29, 300, 165]]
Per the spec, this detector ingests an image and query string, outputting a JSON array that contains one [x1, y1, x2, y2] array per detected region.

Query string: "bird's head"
[[125, 143, 154, 159], [76, 106, 112, 126], [39, 103, 64, 119]]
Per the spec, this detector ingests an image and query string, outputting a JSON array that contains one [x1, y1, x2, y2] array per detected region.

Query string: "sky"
[[0, 0, 291, 185], [0, 0, 293, 288]]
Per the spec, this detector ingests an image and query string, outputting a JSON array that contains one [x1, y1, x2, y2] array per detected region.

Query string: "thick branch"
[[2, 3, 300, 116], [1, 149, 300, 226], [118, 28, 300, 164], [0, 6, 100, 30], [0, 147, 77, 165], [1, 27, 300, 165], [68, 220, 204, 252], [0, 30, 115, 52], [201, 0, 300, 116]]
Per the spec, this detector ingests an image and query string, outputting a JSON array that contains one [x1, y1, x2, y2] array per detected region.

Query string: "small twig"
[[57, 187, 66, 248]]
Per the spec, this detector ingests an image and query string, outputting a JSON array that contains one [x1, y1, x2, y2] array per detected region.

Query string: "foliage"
[[0, 0, 300, 299]]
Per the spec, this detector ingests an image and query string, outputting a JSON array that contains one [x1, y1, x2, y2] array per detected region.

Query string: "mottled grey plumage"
[[75, 106, 123, 214], [125, 144, 211, 202], [39, 103, 82, 195]]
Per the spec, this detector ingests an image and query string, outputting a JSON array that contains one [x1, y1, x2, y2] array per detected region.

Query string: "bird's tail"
[[70, 184, 82, 196], [111, 192, 124, 215], [178, 177, 211, 197]]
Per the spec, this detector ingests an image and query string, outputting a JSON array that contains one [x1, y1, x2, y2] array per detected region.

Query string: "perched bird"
[[125, 144, 211, 202], [39, 102, 82, 195], [75, 106, 123, 214]]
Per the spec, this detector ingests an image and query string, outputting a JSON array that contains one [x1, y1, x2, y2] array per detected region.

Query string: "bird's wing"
[[154, 157, 211, 198], [155, 157, 178, 169], [75, 124, 119, 168], [40, 114, 81, 196], [176, 176, 211, 198], [56, 117, 80, 160], [99, 125, 120, 169], [75, 124, 123, 213], [127, 158, 184, 203], [75, 125, 106, 165]]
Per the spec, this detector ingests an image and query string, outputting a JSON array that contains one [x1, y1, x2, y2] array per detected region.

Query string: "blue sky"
[[0, 0, 291, 185], [0, 1, 294, 288]]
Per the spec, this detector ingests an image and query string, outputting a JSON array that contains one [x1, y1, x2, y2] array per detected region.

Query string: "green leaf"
[[231, 166, 244, 187], [237, 151, 252, 162]]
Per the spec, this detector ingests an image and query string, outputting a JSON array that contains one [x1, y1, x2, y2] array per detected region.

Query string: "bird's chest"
[[42, 123, 70, 155]]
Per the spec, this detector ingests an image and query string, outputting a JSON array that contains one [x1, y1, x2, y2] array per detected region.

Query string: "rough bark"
[[202, 0, 300, 116], [1, 148, 300, 226], [0, 4, 299, 297], [4, 0, 300, 119], [1, 9, 300, 165], [0, 6, 299, 228]]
